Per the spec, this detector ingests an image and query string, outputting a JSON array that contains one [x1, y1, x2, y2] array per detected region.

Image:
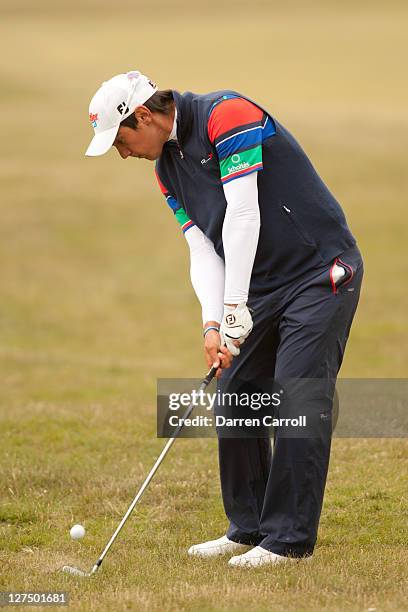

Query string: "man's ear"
[[135, 105, 152, 125]]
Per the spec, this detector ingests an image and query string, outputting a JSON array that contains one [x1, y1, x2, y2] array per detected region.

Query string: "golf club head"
[[62, 565, 90, 577]]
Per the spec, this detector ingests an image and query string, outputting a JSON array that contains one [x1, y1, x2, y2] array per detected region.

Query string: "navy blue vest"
[[156, 90, 356, 294]]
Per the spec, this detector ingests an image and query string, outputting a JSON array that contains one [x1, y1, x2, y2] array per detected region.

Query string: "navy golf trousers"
[[216, 244, 364, 557]]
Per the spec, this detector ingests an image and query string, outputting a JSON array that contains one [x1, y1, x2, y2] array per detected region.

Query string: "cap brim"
[[85, 125, 119, 157]]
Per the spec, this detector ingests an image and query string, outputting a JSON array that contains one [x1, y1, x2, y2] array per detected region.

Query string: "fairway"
[[0, 1, 407, 610]]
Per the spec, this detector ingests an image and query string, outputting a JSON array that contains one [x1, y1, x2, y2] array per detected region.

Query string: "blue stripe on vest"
[[166, 195, 179, 211], [262, 115, 276, 140], [216, 116, 276, 160], [216, 127, 262, 159]]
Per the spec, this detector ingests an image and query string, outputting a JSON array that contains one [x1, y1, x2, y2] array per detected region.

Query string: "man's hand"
[[203, 324, 234, 379], [220, 303, 253, 356]]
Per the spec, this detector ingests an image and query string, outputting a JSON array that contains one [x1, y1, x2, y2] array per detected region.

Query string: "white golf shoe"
[[228, 546, 293, 568], [188, 535, 250, 558]]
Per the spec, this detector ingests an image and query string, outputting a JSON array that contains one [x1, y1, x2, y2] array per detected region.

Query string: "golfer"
[[86, 70, 363, 567]]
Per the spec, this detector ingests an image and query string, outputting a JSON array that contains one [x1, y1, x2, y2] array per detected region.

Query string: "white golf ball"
[[70, 524, 85, 540]]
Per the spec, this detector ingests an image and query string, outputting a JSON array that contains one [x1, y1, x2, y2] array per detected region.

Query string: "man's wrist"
[[203, 320, 220, 338], [203, 320, 220, 329]]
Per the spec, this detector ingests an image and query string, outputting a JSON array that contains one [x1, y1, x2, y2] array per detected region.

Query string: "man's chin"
[[133, 147, 163, 161], [137, 153, 158, 161]]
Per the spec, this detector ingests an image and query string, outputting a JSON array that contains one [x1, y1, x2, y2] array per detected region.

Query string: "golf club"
[[62, 364, 218, 577]]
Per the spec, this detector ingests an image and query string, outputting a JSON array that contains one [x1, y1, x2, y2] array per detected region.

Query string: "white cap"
[[86, 70, 158, 157]]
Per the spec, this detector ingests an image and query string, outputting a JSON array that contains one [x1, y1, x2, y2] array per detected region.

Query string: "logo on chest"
[[201, 152, 213, 165]]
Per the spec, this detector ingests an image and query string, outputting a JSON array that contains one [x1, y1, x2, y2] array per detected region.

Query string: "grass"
[[0, 1, 407, 610]]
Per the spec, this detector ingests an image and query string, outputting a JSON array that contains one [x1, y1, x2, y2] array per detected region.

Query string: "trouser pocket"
[[329, 257, 354, 294]]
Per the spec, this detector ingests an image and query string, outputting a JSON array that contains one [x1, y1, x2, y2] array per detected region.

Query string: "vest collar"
[[172, 90, 194, 145]]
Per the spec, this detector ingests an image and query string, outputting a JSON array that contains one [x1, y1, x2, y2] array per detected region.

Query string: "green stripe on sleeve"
[[219, 145, 262, 180], [174, 207, 191, 227]]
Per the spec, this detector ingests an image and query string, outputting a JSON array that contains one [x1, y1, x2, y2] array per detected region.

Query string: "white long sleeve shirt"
[[185, 172, 260, 323]]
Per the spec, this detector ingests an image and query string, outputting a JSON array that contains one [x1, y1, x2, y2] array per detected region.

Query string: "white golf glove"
[[220, 303, 253, 356]]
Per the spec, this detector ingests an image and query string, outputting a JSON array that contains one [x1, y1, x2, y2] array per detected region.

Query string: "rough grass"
[[0, 1, 407, 610]]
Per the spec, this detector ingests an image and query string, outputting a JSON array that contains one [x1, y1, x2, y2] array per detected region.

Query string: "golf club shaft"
[[93, 365, 218, 569]]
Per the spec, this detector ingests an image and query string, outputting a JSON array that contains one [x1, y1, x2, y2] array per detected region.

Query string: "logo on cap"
[[89, 112, 98, 128], [117, 102, 129, 116]]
